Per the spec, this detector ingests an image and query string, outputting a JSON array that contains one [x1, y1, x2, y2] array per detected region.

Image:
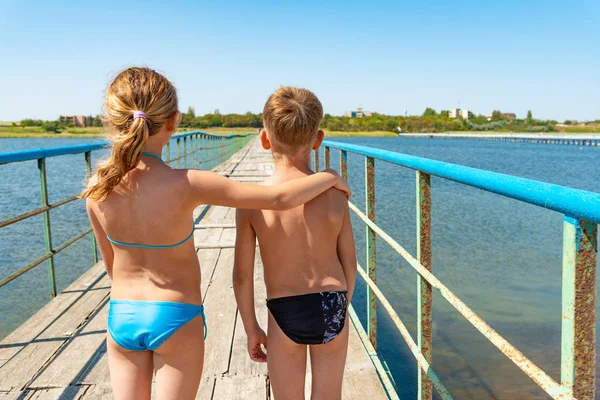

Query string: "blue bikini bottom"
[[108, 300, 207, 351]]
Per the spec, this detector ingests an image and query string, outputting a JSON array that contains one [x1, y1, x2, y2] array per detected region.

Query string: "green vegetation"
[[2, 107, 598, 139]]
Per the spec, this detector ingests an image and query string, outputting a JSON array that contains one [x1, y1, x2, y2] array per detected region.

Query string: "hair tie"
[[133, 111, 146, 120]]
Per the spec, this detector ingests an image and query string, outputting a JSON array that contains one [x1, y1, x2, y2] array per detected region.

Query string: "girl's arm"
[[186, 169, 350, 210], [337, 203, 357, 302], [86, 200, 114, 279], [233, 209, 267, 362]]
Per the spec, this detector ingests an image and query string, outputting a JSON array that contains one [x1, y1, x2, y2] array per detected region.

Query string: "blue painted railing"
[[316, 140, 599, 400], [0, 131, 253, 296]]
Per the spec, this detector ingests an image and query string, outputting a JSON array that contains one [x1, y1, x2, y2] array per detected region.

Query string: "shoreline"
[[1, 129, 598, 139]]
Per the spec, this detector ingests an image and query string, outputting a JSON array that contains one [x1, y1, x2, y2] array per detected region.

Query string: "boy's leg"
[[107, 335, 153, 400], [308, 321, 349, 400], [153, 316, 205, 400], [267, 312, 307, 400]]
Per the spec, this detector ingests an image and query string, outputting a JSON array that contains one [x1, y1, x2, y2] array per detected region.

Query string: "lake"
[[1, 136, 599, 399]]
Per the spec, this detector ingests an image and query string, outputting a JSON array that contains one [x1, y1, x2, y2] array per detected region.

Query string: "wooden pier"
[[0, 139, 391, 399]]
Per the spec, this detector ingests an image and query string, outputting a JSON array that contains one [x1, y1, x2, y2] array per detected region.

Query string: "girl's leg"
[[153, 315, 205, 400], [107, 335, 153, 400], [308, 321, 349, 400], [267, 312, 307, 400]]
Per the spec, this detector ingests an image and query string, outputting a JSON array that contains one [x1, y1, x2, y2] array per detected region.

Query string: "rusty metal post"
[[85, 151, 99, 265], [314, 148, 320, 172], [417, 171, 432, 400], [340, 150, 347, 181], [183, 136, 188, 168], [176, 138, 181, 168], [165, 141, 171, 165], [194, 134, 198, 166], [38, 158, 57, 298], [325, 146, 331, 169], [561, 216, 597, 399], [365, 156, 377, 347]]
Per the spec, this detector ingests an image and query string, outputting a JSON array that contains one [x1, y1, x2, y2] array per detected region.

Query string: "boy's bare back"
[[241, 171, 349, 299]]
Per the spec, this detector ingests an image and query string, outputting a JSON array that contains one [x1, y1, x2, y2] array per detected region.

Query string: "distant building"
[[501, 113, 517, 120], [449, 108, 472, 119], [343, 108, 372, 118], [460, 109, 473, 119], [59, 115, 93, 127]]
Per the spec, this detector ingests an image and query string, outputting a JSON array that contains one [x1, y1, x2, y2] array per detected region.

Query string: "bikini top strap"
[[106, 226, 195, 249], [141, 152, 165, 164]]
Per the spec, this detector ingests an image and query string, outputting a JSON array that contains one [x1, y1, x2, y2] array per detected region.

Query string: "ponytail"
[[81, 117, 149, 200], [80, 67, 178, 201]]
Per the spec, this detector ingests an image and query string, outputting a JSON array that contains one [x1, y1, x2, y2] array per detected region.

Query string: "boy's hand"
[[247, 327, 268, 363], [324, 169, 351, 200]]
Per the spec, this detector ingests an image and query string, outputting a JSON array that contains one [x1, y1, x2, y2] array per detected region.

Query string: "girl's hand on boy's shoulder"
[[247, 327, 268, 363], [323, 169, 351, 200]]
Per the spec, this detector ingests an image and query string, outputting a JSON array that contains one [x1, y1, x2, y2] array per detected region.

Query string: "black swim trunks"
[[266, 290, 348, 345]]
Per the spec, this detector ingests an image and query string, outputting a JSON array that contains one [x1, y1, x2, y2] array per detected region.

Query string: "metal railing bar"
[[348, 201, 570, 399], [0, 195, 79, 229], [0, 229, 92, 289], [0, 133, 253, 165], [53, 228, 93, 254], [324, 141, 600, 224], [355, 261, 453, 399], [0, 143, 107, 165]]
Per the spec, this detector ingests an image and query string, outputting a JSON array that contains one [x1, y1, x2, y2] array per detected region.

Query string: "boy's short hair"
[[262, 86, 323, 153]]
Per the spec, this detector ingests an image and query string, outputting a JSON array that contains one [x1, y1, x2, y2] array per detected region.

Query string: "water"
[[1, 137, 599, 399]]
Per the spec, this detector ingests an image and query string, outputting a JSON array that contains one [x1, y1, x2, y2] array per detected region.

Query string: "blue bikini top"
[[105, 152, 194, 249]]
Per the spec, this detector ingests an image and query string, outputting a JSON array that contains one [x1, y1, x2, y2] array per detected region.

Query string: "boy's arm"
[[186, 169, 350, 210], [337, 203, 357, 302], [233, 209, 267, 362]]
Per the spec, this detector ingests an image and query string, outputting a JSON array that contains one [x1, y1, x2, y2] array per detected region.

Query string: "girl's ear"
[[312, 130, 325, 150], [260, 129, 271, 150]]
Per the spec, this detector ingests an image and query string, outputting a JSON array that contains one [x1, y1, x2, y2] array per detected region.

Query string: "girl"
[[82, 67, 350, 400]]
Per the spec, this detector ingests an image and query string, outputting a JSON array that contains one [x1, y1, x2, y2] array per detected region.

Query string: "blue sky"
[[0, 0, 598, 121]]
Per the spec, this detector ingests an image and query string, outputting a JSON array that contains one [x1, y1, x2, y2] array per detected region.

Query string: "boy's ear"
[[259, 129, 271, 150], [312, 130, 325, 150]]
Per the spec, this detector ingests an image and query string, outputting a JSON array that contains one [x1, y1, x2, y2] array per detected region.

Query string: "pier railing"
[[317, 140, 599, 400], [0, 131, 253, 298]]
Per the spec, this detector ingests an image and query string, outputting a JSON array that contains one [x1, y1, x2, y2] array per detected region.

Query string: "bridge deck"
[[0, 139, 390, 399]]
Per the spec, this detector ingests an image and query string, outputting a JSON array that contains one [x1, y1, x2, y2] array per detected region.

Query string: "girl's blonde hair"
[[81, 67, 178, 200]]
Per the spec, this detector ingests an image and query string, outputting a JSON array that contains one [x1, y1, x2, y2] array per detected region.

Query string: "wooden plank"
[[28, 300, 109, 388], [228, 250, 268, 377], [206, 206, 229, 223], [0, 271, 109, 391], [211, 376, 267, 400], [194, 376, 216, 400], [23, 386, 89, 400], [195, 224, 236, 229], [303, 324, 389, 399], [195, 243, 236, 250], [201, 249, 238, 376], [0, 390, 31, 400], [193, 227, 222, 246], [198, 248, 220, 301], [0, 263, 106, 364], [219, 228, 236, 244], [80, 383, 112, 399]]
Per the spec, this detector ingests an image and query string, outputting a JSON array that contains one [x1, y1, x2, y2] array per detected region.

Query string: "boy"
[[233, 86, 357, 400]]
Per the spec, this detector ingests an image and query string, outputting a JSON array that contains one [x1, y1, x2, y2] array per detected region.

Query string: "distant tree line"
[[179, 107, 262, 129], [18, 115, 102, 133], [16, 108, 597, 134]]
